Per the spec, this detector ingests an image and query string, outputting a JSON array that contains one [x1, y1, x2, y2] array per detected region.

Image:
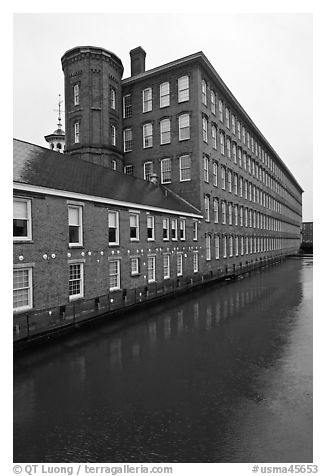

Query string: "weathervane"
[[53, 94, 64, 128]]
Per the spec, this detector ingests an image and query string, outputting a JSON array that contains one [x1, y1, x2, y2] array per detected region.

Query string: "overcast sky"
[[13, 13, 312, 221]]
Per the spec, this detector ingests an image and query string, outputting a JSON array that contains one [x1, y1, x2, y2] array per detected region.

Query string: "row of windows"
[[123, 113, 190, 152], [123, 76, 190, 118], [13, 198, 198, 245], [203, 196, 283, 231], [141, 155, 191, 183], [13, 250, 197, 312], [205, 234, 288, 261], [73, 84, 117, 111], [201, 78, 276, 175]]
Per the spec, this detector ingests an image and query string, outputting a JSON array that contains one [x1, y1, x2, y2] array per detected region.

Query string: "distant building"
[[13, 45, 303, 337], [302, 222, 313, 244]]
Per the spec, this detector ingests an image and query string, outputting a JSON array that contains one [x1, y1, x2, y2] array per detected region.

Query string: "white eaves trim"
[[13, 182, 203, 219]]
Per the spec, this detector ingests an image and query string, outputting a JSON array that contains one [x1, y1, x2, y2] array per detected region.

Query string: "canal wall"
[[13, 253, 293, 351]]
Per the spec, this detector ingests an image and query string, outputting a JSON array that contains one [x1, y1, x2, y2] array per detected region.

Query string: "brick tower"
[[61, 46, 124, 169]]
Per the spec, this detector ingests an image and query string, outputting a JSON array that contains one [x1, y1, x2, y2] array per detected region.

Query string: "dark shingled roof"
[[13, 139, 202, 216]]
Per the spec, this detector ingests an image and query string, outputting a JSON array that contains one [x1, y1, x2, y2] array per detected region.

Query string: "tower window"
[[74, 122, 80, 143], [73, 84, 80, 106]]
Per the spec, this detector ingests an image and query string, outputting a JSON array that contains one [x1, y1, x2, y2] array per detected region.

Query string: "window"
[[163, 217, 169, 240], [163, 254, 170, 279], [179, 114, 190, 140], [179, 155, 191, 181], [213, 198, 219, 223], [124, 165, 134, 175], [177, 253, 183, 276], [143, 88, 152, 112], [238, 148, 242, 168], [123, 94, 132, 118], [13, 267, 33, 311], [225, 108, 230, 128], [179, 218, 186, 240], [223, 236, 227, 258], [109, 260, 120, 291], [227, 170, 232, 192], [211, 90, 216, 114], [13, 198, 32, 240], [193, 220, 198, 241], [193, 251, 199, 273], [123, 128, 132, 152], [69, 263, 83, 300], [235, 236, 239, 256], [234, 173, 238, 195], [143, 123, 153, 148], [161, 158, 171, 184], [239, 176, 243, 197], [214, 235, 220, 259], [241, 236, 244, 255], [131, 257, 140, 276], [205, 234, 211, 261], [108, 211, 119, 245], [111, 124, 116, 146], [111, 159, 117, 171], [74, 122, 80, 143], [222, 201, 226, 224], [129, 213, 139, 241], [237, 121, 241, 140], [226, 138, 231, 158], [147, 256, 156, 283], [229, 235, 233, 257], [178, 76, 189, 102], [231, 114, 236, 134], [160, 82, 170, 108], [220, 131, 225, 155], [110, 87, 116, 110], [232, 142, 237, 163], [68, 205, 83, 246], [244, 180, 248, 200], [147, 215, 155, 240], [218, 99, 223, 121], [144, 161, 153, 181], [247, 132, 250, 148], [202, 80, 207, 105], [221, 166, 226, 190], [204, 195, 210, 222], [160, 118, 171, 144], [202, 116, 208, 142], [213, 162, 218, 187], [243, 152, 247, 170], [73, 84, 79, 106], [203, 155, 209, 182], [228, 203, 233, 225], [212, 124, 217, 149], [171, 218, 177, 240], [242, 126, 246, 144], [234, 205, 238, 226]]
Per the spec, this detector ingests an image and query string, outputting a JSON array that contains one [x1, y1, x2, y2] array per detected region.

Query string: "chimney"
[[130, 47, 146, 76]]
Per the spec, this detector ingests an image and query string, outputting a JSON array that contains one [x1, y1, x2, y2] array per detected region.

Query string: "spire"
[[54, 94, 64, 129], [44, 94, 65, 153]]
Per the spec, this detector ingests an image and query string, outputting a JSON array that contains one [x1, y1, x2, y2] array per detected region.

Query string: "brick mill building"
[[13, 46, 303, 340]]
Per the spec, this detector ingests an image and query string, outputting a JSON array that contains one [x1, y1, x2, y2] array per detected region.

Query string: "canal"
[[13, 257, 313, 463]]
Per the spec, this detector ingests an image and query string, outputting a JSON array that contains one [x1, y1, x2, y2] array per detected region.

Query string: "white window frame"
[[202, 116, 208, 142], [202, 79, 207, 105], [73, 84, 80, 106], [109, 259, 121, 291], [163, 254, 170, 279], [160, 118, 171, 144], [193, 251, 199, 273], [111, 124, 116, 146], [161, 158, 172, 184], [68, 205, 83, 247], [205, 234, 211, 261], [13, 198, 32, 241], [171, 218, 178, 241], [215, 235, 220, 259], [123, 94, 132, 118], [148, 256, 156, 283], [147, 215, 155, 241], [163, 217, 169, 241], [213, 198, 219, 223], [179, 218, 186, 241], [129, 213, 139, 241], [211, 90, 216, 114], [143, 123, 153, 148], [13, 266, 33, 312], [193, 220, 198, 241], [204, 195, 210, 222], [179, 113, 190, 140], [130, 256, 140, 276], [74, 121, 80, 143], [220, 131, 225, 155], [144, 161, 153, 181], [123, 128, 132, 152], [160, 82, 170, 108], [203, 155, 209, 182], [179, 155, 191, 181], [143, 88, 152, 112], [212, 124, 217, 149], [69, 262, 84, 301], [213, 162, 218, 187], [177, 252, 183, 276], [110, 87, 116, 110], [108, 211, 119, 246], [178, 76, 189, 102]]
